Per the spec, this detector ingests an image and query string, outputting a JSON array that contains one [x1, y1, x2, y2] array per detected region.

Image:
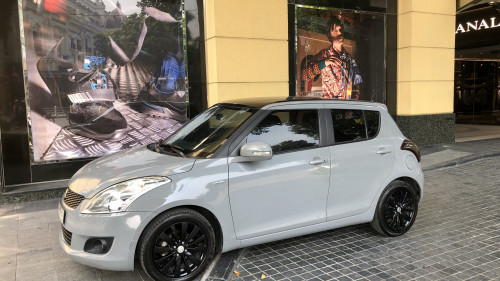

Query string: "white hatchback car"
[[59, 97, 423, 281]]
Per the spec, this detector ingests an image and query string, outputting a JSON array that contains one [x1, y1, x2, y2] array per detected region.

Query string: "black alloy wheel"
[[153, 222, 208, 278], [383, 188, 416, 231], [139, 208, 216, 281], [371, 180, 419, 237]]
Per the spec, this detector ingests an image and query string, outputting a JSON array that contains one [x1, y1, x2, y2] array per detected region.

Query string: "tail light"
[[401, 139, 420, 162]]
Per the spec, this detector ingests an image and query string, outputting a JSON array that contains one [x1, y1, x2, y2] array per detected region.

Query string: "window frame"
[[364, 110, 381, 139], [228, 104, 329, 157], [326, 108, 382, 146]]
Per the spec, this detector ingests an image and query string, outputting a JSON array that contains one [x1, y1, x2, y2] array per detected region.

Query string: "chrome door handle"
[[309, 158, 328, 165], [376, 146, 393, 154]]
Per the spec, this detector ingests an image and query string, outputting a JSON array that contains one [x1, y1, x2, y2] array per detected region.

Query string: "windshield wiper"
[[159, 141, 186, 158]]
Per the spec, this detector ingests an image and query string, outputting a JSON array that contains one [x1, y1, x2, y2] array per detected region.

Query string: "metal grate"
[[63, 188, 85, 209], [62, 225, 72, 245]]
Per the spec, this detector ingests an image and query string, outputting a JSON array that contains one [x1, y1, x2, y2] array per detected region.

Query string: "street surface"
[[1, 156, 499, 280]]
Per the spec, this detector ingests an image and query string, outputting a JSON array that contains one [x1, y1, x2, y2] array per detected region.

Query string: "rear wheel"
[[371, 180, 419, 236], [138, 208, 216, 281]]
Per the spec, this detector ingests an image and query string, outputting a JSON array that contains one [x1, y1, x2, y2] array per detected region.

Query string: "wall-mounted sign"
[[456, 17, 500, 33], [456, 6, 500, 49]]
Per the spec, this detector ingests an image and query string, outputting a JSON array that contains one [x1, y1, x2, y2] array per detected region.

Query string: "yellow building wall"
[[204, 0, 289, 106], [204, 0, 457, 114], [397, 0, 456, 115]]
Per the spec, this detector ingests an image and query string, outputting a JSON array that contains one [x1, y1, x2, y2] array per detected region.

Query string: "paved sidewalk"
[[0, 199, 155, 281], [1, 138, 500, 280], [420, 138, 500, 171], [455, 123, 500, 143]]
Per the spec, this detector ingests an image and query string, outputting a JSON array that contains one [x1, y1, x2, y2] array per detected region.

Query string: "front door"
[[228, 108, 330, 239]]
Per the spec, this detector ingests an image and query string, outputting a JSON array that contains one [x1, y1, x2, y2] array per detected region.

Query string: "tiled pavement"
[[1, 154, 500, 280], [228, 157, 500, 281]]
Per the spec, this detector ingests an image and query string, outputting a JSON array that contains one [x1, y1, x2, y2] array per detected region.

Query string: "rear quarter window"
[[365, 110, 381, 138]]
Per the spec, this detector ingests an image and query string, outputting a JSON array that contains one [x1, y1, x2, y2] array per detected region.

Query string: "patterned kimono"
[[302, 45, 362, 99]]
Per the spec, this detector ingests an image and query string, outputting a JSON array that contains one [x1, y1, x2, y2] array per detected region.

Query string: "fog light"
[[84, 238, 113, 254]]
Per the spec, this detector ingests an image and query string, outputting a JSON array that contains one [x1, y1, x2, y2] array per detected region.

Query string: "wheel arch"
[[136, 205, 224, 258], [370, 176, 421, 236], [183, 205, 224, 254], [395, 176, 422, 201]]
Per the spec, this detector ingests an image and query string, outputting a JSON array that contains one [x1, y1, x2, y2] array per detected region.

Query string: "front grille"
[[63, 188, 85, 209], [62, 225, 72, 245]]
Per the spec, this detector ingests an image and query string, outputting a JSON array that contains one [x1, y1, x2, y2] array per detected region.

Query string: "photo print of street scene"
[[21, 0, 188, 161]]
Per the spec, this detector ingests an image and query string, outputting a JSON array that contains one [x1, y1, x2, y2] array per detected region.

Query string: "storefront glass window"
[[1, 0, 206, 189], [294, 6, 386, 103], [20, 0, 189, 163]]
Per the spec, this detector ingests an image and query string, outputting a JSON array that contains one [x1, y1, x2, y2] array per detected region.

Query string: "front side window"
[[163, 105, 256, 158], [247, 110, 320, 153]]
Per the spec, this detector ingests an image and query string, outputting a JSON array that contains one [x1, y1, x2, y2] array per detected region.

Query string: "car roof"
[[219, 96, 387, 110]]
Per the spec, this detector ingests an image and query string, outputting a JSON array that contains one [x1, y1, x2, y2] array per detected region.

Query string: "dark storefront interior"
[[455, 1, 500, 125], [455, 60, 500, 124]]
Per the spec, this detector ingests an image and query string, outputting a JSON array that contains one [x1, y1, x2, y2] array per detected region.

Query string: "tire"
[[138, 208, 216, 281], [371, 180, 419, 237]]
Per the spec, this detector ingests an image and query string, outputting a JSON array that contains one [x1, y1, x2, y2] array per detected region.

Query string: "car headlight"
[[81, 176, 170, 214]]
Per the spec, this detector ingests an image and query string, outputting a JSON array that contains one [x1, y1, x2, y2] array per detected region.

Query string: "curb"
[[203, 249, 244, 281], [422, 151, 500, 171], [0, 188, 65, 205]]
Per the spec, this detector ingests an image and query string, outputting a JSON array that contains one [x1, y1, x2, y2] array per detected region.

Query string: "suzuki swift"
[[59, 97, 423, 281]]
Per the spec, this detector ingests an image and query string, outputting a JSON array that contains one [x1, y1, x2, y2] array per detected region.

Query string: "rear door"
[[324, 106, 395, 220], [228, 105, 331, 239]]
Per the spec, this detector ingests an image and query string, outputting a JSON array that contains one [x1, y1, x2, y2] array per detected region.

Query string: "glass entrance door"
[[455, 60, 500, 124]]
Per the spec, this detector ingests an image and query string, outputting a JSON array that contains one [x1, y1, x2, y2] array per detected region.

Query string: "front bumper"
[[58, 201, 152, 271]]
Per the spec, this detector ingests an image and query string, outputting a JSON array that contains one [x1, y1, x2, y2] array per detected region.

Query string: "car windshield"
[[160, 104, 256, 158]]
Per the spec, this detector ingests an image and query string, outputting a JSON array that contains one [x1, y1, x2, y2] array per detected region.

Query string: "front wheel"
[[138, 208, 216, 281], [371, 180, 419, 237]]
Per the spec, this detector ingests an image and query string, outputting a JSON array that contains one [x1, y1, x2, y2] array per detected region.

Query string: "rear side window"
[[331, 109, 381, 144], [331, 109, 366, 143], [247, 110, 320, 153]]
